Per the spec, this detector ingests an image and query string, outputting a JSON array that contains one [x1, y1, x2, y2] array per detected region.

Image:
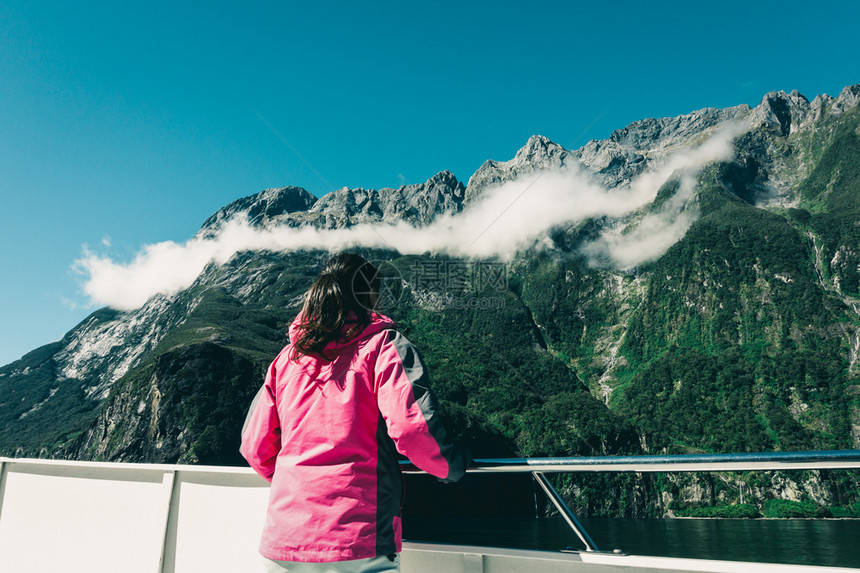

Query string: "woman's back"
[[241, 254, 470, 566]]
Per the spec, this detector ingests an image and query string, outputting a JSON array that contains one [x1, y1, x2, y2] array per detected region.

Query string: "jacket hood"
[[288, 311, 394, 353]]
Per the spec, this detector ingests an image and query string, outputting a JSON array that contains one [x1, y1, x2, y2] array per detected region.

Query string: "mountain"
[[199, 170, 465, 234], [2, 85, 860, 518]]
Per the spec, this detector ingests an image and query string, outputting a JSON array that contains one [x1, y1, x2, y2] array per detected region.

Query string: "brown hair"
[[292, 253, 380, 361]]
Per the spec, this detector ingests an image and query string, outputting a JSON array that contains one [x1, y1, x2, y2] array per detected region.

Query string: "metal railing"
[[2, 450, 859, 561], [401, 449, 860, 553]]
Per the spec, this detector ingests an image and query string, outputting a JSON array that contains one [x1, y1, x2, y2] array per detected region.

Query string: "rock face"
[[74, 342, 259, 464], [749, 90, 809, 136], [2, 84, 860, 518], [466, 135, 576, 201], [200, 170, 466, 234], [578, 103, 750, 186], [299, 170, 465, 229], [200, 186, 317, 234], [466, 105, 752, 202]]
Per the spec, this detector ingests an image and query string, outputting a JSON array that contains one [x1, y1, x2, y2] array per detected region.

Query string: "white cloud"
[[579, 122, 742, 269], [76, 240, 220, 310], [75, 124, 744, 310], [579, 174, 700, 269]]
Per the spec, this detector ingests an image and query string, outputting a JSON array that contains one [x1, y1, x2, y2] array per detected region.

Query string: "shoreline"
[[664, 515, 860, 520]]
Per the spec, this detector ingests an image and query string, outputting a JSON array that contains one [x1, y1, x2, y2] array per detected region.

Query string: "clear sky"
[[1, 0, 858, 366]]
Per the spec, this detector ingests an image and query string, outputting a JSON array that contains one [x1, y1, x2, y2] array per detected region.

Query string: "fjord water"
[[403, 517, 860, 568], [581, 518, 860, 568]]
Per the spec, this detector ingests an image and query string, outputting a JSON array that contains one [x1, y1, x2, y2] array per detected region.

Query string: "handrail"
[[400, 449, 860, 473], [400, 449, 860, 554], [3, 449, 857, 475], [2, 450, 858, 558]]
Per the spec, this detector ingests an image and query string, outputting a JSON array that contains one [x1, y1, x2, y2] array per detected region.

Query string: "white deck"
[[0, 457, 856, 572]]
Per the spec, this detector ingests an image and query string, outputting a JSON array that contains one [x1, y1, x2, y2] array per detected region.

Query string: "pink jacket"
[[240, 312, 470, 562]]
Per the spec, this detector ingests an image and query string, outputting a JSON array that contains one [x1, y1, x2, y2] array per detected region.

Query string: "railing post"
[[156, 470, 178, 573], [0, 459, 7, 523], [532, 471, 599, 552]]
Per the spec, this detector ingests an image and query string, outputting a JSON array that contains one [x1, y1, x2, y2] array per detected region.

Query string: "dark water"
[[403, 517, 860, 568]]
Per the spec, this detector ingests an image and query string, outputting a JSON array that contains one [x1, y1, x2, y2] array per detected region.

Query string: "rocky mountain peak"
[[515, 135, 568, 162], [833, 84, 860, 114], [424, 168, 463, 191], [295, 170, 465, 229], [788, 89, 809, 103], [606, 105, 750, 154], [574, 105, 758, 190], [396, 170, 465, 209], [747, 85, 860, 136], [749, 89, 812, 136], [199, 186, 317, 236], [378, 169, 465, 224], [466, 135, 575, 202]]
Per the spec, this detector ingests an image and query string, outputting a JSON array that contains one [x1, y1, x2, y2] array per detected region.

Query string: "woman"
[[241, 253, 470, 572]]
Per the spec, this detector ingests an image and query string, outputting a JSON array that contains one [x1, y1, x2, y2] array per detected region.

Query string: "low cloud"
[[579, 123, 742, 269], [579, 174, 700, 269], [76, 124, 742, 310]]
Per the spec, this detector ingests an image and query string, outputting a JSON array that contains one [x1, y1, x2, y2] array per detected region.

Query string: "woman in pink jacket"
[[241, 253, 470, 572]]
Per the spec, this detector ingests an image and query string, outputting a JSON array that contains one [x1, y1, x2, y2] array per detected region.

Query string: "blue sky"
[[1, 0, 858, 366]]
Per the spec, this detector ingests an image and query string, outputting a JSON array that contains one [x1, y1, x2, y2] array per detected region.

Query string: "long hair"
[[292, 253, 380, 361]]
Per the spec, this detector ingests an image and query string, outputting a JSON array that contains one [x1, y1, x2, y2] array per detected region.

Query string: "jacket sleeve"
[[374, 330, 471, 482], [239, 359, 281, 482]]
